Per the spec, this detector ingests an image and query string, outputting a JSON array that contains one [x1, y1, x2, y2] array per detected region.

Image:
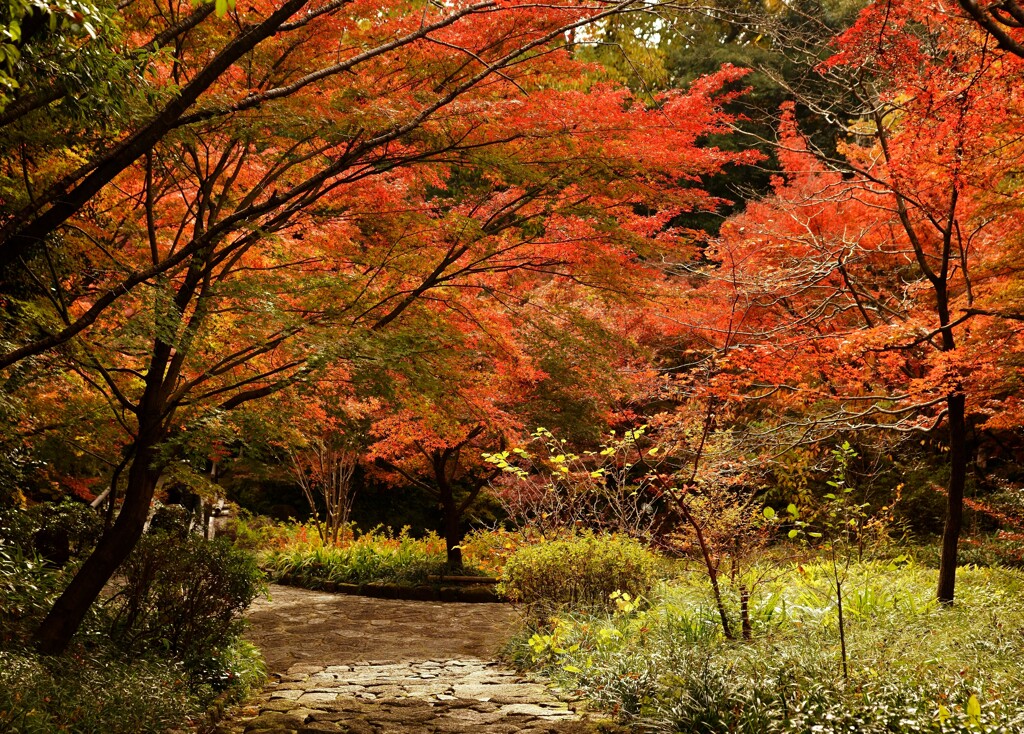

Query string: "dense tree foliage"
[[0, 0, 755, 650], [2, 0, 1024, 661]]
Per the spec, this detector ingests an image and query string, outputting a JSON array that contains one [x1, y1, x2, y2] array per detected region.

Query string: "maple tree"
[[675, 0, 1024, 603], [1, 0, 756, 652]]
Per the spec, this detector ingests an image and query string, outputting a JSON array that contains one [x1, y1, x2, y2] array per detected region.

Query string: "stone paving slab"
[[209, 585, 596, 734], [215, 658, 588, 733]]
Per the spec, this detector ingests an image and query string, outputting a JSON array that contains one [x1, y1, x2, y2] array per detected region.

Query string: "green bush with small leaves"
[[0, 499, 102, 565], [499, 532, 657, 617], [0, 524, 265, 732], [107, 528, 265, 685]]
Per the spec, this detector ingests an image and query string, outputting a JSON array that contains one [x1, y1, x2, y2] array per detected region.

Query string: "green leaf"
[[788, 529, 799, 539], [967, 694, 981, 726], [762, 507, 776, 520], [787, 503, 798, 517], [808, 532, 823, 538], [215, 0, 228, 16], [563, 665, 583, 674]]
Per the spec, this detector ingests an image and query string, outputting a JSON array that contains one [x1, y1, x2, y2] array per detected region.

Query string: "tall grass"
[[260, 526, 451, 585], [258, 524, 531, 586], [509, 559, 1024, 733]]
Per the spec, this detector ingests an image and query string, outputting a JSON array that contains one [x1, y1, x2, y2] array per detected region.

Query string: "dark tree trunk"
[[937, 391, 968, 604], [32, 331, 173, 654], [31, 438, 161, 653], [441, 495, 463, 572], [739, 583, 752, 641]]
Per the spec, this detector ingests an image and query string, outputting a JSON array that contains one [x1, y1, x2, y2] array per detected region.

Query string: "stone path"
[[212, 585, 594, 734]]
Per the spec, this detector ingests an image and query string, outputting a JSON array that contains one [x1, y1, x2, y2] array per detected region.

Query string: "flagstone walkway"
[[212, 585, 597, 734]]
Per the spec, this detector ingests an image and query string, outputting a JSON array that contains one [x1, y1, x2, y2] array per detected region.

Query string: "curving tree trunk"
[[32, 421, 164, 653]]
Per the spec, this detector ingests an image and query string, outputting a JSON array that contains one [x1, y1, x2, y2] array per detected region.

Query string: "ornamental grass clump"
[[260, 526, 453, 586]]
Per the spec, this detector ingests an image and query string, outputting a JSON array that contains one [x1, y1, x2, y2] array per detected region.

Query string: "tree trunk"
[[739, 582, 752, 641], [680, 503, 733, 640], [31, 439, 161, 653], [442, 499, 463, 572], [937, 392, 968, 604]]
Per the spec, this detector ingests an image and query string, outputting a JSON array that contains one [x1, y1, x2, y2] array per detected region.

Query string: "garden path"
[[212, 584, 594, 734]]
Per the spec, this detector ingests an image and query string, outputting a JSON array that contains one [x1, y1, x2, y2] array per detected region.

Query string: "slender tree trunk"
[[32, 436, 162, 653], [680, 503, 733, 640], [739, 582, 752, 641], [836, 578, 848, 679], [442, 497, 463, 572], [937, 392, 968, 604]]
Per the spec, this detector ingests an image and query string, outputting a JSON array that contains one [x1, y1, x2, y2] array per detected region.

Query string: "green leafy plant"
[[499, 532, 656, 619], [259, 526, 458, 586], [786, 441, 869, 678], [506, 563, 1024, 733], [106, 528, 264, 684], [0, 648, 198, 734], [0, 499, 101, 565]]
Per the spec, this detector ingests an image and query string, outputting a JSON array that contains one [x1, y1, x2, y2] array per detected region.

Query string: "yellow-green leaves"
[[213, 0, 236, 16], [967, 694, 981, 727]]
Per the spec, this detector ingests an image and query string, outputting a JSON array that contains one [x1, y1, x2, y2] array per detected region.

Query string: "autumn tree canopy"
[[671, 0, 1024, 602], [4, 0, 1024, 658], [0, 0, 759, 652]]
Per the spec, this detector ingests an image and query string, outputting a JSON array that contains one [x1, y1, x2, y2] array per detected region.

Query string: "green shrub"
[[0, 500, 102, 565], [0, 649, 197, 734], [0, 521, 265, 731], [221, 509, 296, 551], [107, 529, 265, 684], [499, 532, 657, 617], [148, 502, 194, 536], [0, 541, 64, 645]]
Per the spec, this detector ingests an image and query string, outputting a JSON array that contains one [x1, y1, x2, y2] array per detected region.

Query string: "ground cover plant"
[[507, 558, 1024, 733]]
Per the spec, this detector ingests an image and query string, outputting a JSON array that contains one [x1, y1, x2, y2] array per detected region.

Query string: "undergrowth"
[[508, 559, 1024, 733], [260, 525, 475, 585]]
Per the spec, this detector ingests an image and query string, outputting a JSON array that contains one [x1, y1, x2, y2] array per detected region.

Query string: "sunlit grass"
[[507, 559, 1024, 733]]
